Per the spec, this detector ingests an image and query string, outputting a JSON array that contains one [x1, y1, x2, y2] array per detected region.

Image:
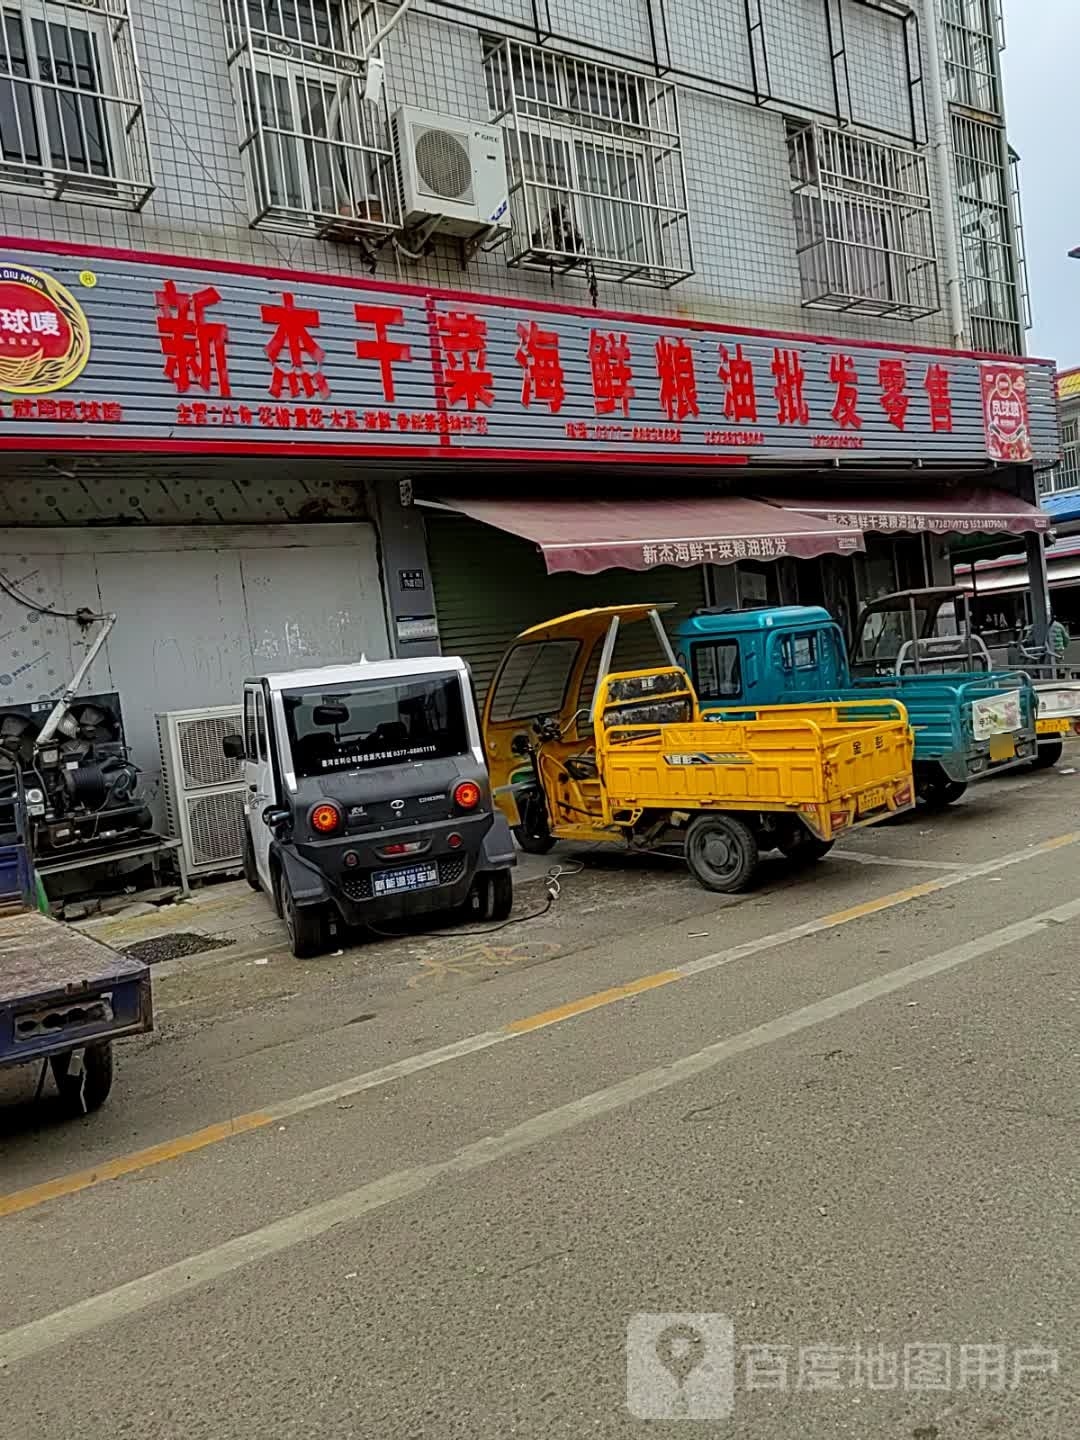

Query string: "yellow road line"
[[0, 1112, 273, 1219], [3, 828, 1077, 1218], [506, 969, 682, 1034]]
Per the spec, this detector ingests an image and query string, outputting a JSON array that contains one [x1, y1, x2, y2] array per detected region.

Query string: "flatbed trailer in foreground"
[[0, 908, 153, 1116]]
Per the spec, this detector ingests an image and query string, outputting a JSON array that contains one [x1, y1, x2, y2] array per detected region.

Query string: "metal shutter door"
[[427, 514, 706, 702]]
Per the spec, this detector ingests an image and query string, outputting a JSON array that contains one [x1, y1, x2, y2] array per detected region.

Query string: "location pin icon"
[[655, 1322, 707, 1413]]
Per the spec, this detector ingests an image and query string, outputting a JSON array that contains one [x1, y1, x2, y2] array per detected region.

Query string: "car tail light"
[[830, 810, 850, 830], [448, 832, 463, 850], [311, 802, 342, 834], [380, 841, 426, 857], [454, 781, 482, 811]]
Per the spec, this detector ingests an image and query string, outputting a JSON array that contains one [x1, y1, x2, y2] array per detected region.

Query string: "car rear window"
[[283, 675, 468, 777]]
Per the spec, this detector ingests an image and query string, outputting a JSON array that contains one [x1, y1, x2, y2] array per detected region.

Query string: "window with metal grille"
[[942, 0, 1002, 116], [951, 113, 1025, 355], [0, 1, 152, 208], [786, 120, 939, 321], [220, 0, 399, 239], [1046, 415, 1080, 495], [484, 37, 693, 289]]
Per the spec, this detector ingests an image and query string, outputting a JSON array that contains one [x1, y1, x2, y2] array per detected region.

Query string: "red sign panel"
[[981, 362, 1033, 463], [0, 240, 1061, 468]]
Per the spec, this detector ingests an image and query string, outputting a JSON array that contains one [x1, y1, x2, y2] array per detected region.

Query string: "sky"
[[1000, 0, 1080, 368]]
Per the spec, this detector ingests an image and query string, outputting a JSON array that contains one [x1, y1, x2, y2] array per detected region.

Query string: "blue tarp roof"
[[1040, 491, 1080, 524]]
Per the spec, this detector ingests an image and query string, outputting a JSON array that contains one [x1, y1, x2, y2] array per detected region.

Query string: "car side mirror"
[[262, 806, 290, 831], [223, 732, 245, 760]]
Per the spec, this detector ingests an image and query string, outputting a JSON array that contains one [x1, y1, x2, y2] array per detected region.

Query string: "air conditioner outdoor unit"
[[157, 705, 247, 880], [392, 106, 509, 236]]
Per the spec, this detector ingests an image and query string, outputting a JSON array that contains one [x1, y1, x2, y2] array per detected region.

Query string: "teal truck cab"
[[675, 600, 1038, 809]]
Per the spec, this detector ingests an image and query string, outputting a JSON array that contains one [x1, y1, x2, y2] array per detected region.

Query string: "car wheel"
[[1032, 740, 1063, 770], [685, 814, 759, 893], [51, 1043, 114, 1117], [486, 870, 514, 922], [243, 830, 260, 892], [281, 873, 326, 959]]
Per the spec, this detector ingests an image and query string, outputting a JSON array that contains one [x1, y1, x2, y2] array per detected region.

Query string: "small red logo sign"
[[0, 264, 90, 394], [981, 363, 1033, 462]]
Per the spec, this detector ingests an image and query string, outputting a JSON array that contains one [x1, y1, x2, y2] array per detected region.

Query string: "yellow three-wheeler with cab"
[[482, 606, 916, 893]]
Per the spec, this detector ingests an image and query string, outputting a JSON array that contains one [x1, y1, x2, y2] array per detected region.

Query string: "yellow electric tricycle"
[[482, 605, 916, 893]]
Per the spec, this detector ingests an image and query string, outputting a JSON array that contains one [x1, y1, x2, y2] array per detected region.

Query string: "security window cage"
[[952, 113, 1025, 355], [0, 0, 153, 208], [483, 37, 694, 289], [787, 120, 940, 321], [942, 0, 1002, 117], [220, 0, 400, 239], [1042, 417, 1080, 496]]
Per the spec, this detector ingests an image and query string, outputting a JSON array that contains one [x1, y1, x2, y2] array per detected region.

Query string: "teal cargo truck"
[[675, 603, 1038, 809]]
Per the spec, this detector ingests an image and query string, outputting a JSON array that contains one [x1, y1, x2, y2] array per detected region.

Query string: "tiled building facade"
[[0, 0, 1030, 353]]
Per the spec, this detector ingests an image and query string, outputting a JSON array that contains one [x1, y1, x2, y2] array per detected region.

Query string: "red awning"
[[766, 488, 1050, 538], [434, 495, 865, 575]]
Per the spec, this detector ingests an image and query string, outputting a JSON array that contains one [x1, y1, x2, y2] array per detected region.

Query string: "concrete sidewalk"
[[75, 846, 570, 962]]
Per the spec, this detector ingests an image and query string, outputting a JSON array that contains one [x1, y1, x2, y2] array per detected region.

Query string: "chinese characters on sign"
[[981, 362, 1033, 462], [822, 510, 1013, 535], [640, 537, 790, 565], [0, 247, 1058, 465]]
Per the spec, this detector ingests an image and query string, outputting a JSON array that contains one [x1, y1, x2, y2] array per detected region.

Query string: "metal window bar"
[[0, 0, 152, 208], [786, 119, 940, 320], [1044, 423, 1080, 494], [941, 0, 1001, 116], [484, 37, 693, 288], [951, 112, 1023, 353], [1008, 146, 1032, 332], [220, 0, 400, 238]]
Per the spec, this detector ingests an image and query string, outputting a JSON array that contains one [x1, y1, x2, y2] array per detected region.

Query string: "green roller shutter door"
[[427, 513, 707, 703]]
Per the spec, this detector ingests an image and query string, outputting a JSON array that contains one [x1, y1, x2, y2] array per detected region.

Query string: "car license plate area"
[[989, 734, 1016, 764], [372, 862, 440, 897], [858, 785, 887, 816]]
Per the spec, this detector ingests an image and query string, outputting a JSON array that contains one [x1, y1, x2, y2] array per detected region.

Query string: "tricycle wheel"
[[1032, 739, 1063, 770], [777, 823, 835, 865], [917, 770, 963, 812], [513, 790, 556, 855], [281, 873, 327, 959], [51, 1043, 114, 1116], [685, 814, 759, 893], [243, 830, 260, 892]]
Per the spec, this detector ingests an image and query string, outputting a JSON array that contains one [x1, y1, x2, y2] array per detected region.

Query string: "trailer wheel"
[[1032, 740, 1063, 770], [51, 1042, 114, 1117], [777, 823, 835, 865], [281, 874, 327, 959], [685, 814, 759, 893]]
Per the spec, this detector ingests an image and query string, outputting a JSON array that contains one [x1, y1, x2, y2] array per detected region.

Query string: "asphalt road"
[[2, 759, 1079, 1439]]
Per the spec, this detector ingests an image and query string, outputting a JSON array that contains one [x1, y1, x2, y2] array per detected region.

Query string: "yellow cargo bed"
[[596, 677, 915, 841]]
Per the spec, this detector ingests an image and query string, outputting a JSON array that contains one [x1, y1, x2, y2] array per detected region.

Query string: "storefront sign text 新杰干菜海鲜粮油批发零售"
[[0, 244, 1058, 468]]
